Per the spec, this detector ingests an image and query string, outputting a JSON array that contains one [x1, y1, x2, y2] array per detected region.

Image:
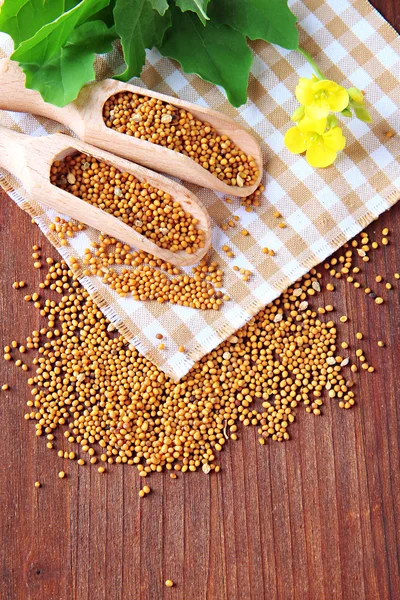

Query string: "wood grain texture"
[[0, 2, 399, 598]]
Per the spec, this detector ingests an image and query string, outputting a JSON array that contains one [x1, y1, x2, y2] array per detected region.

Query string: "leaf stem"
[[297, 47, 325, 80]]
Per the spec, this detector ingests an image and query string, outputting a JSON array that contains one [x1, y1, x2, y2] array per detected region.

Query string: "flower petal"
[[295, 78, 315, 106], [313, 80, 349, 113], [305, 100, 330, 120], [284, 126, 310, 154], [306, 144, 337, 168], [328, 88, 349, 112], [322, 127, 346, 151], [291, 105, 305, 122], [298, 115, 327, 135]]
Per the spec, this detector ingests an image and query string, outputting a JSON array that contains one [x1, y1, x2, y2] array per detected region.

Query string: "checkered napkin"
[[0, 0, 399, 380]]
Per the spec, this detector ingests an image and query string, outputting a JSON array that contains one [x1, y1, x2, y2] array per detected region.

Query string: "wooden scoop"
[[0, 126, 211, 267], [0, 58, 262, 197]]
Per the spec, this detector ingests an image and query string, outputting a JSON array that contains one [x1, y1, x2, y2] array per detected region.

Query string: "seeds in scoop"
[[103, 93, 259, 187], [51, 153, 204, 254]]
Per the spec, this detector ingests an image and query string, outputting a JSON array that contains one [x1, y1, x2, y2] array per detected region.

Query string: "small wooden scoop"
[[0, 126, 211, 267], [0, 58, 262, 197]]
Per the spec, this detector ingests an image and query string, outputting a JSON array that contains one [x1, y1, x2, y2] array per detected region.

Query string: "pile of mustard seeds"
[[3, 251, 358, 476], [80, 237, 226, 309]]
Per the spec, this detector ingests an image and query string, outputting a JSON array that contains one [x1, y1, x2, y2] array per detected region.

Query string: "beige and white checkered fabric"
[[0, 0, 399, 380]]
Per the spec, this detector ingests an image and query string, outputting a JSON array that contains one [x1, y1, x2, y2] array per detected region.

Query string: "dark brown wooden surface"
[[1, 2, 399, 599]]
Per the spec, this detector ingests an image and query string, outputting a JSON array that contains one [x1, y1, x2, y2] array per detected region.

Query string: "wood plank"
[[1, 2, 399, 597]]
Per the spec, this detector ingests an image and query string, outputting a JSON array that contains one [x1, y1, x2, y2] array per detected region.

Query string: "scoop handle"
[[0, 58, 78, 126], [0, 126, 34, 187]]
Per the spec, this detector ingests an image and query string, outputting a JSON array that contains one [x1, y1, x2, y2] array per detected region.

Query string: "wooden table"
[[0, 2, 399, 598]]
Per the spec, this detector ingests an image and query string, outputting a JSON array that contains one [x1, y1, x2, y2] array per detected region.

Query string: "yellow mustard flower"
[[295, 76, 349, 119], [284, 118, 346, 168]]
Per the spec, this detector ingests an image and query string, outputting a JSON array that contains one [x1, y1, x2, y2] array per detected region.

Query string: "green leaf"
[[209, 0, 298, 50], [12, 0, 111, 64], [0, 0, 79, 47], [113, 0, 172, 81], [158, 6, 252, 107], [16, 20, 116, 106], [176, 0, 210, 26], [89, 1, 117, 26], [149, 0, 170, 15]]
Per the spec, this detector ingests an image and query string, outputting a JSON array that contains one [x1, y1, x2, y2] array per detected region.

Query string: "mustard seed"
[[1, 384, 9, 391], [382, 228, 389, 235], [165, 580, 174, 588], [377, 341, 384, 347], [34, 481, 41, 488], [375, 297, 384, 305], [356, 332, 363, 340], [58, 471, 65, 479]]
